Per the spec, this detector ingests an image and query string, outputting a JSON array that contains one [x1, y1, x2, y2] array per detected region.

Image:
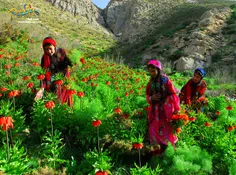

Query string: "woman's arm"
[[146, 82, 152, 105], [166, 78, 180, 113]]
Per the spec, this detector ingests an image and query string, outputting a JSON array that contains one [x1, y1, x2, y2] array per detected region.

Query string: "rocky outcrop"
[[142, 7, 232, 72], [104, 0, 186, 43], [173, 7, 231, 71], [45, 0, 105, 25]]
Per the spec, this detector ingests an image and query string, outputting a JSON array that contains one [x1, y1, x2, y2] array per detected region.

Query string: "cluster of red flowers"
[[45, 101, 55, 109], [54, 80, 63, 85], [4, 64, 12, 69], [226, 106, 233, 111], [37, 74, 45, 80], [77, 92, 85, 98], [114, 107, 122, 114], [27, 82, 34, 89], [196, 97, 208, 104], [22, 76, 31, 80], [0, 87, 8, 92], [92, 120, 102, 127], [133, 143, 144, 149], [80, 58, 86, 65], [68, 89, 76, 96], [122, 113, 129, 119], [8, 90, 21, 98], [171, 114, 189, 122], [0, 116, 14, 131], [176, 127, 182, 134], [204, 122, 211, 127], [95, 171, 108, 175], [227, 125, 236, 131]]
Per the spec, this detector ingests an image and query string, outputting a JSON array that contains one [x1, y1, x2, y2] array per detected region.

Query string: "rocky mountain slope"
[[45, 0, 105, 25], [104, 0, 186, 43]]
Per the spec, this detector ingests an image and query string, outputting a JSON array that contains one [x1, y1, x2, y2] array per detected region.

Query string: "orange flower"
[[176, 127, 182, 134], [37, 74, 45, 80], [77, 92, 85, 98], [54, 80, 63, 85], [80, 57, 85, 65], [215, 111, 221, 115], [27, 82, 34, 89], [227, 126, 234, 131], [122, 113, 129, 119], [22, 76, 31, 80], [171, 114, 188, 121], [32, 62, 40, 67], [189, 117, 196, 122], [8, 90, 20, 98], [14, 62, 20, 67], [196, 97, 208, 104], [92, 120, 102, 127], [0, 87, 8, 92], [82, 78, 88, 83], [0, 116, 14, 131], [106, 81, 111, 85], [68, 89, 76, 95], [226, 106, 233, 111], [130, 89, 134, 94], [95, 171, 108, 175], [114, 107, 122, 114], [204, 122, 211, 127], [133, 143, 144, 149], [45, 101, 55, 109], [4, 64, 12, 69]]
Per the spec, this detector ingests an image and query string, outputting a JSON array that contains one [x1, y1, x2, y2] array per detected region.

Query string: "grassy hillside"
[[0, 0, 116, 58], [0, 33, 235, 174]]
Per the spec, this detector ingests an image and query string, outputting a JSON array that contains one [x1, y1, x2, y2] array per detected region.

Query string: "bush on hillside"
[[0, 22, 19, 45]]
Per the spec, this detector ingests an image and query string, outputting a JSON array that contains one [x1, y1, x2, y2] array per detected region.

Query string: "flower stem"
[[212, 121, 215, 145], [9, 129, 14, 147], [229, 131, 231, 148], [50, 109, 54, 137], [13, 97, 15, 111], [6, 130, 10, 161], [138, 149, 141, 167], [97, 126, 100, 154], [80, 98, 82, 110]]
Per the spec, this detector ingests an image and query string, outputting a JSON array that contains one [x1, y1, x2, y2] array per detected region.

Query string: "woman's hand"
[[151, 93, 161, 102], [34, 88, 44, 101], [172, 110, 179, 115]]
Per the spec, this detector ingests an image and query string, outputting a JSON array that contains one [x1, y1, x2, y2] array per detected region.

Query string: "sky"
[[92, 0, 110, 9]]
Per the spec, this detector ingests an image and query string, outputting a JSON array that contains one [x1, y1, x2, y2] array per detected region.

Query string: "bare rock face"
[[141, 6, 232, 72], [104, 0, 186, 43], [45, 0, 105, 25], [174, 7, 231, 71]]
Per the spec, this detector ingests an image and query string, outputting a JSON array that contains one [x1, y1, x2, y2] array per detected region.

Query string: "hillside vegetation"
[[0, 0, 116, 58]]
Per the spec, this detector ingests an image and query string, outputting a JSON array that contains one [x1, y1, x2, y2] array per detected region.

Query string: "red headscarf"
[[42, 37, 57, 69]]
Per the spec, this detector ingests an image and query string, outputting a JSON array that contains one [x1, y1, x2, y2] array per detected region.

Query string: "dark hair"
[[148, 64, 161, 71], [43, 43, 54, 48]]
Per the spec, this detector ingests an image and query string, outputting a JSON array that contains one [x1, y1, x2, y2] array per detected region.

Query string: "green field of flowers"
[[0, 31, 236, 175]]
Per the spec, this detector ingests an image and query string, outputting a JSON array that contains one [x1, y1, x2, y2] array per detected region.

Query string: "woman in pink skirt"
[[146, 60, 180, 154]]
